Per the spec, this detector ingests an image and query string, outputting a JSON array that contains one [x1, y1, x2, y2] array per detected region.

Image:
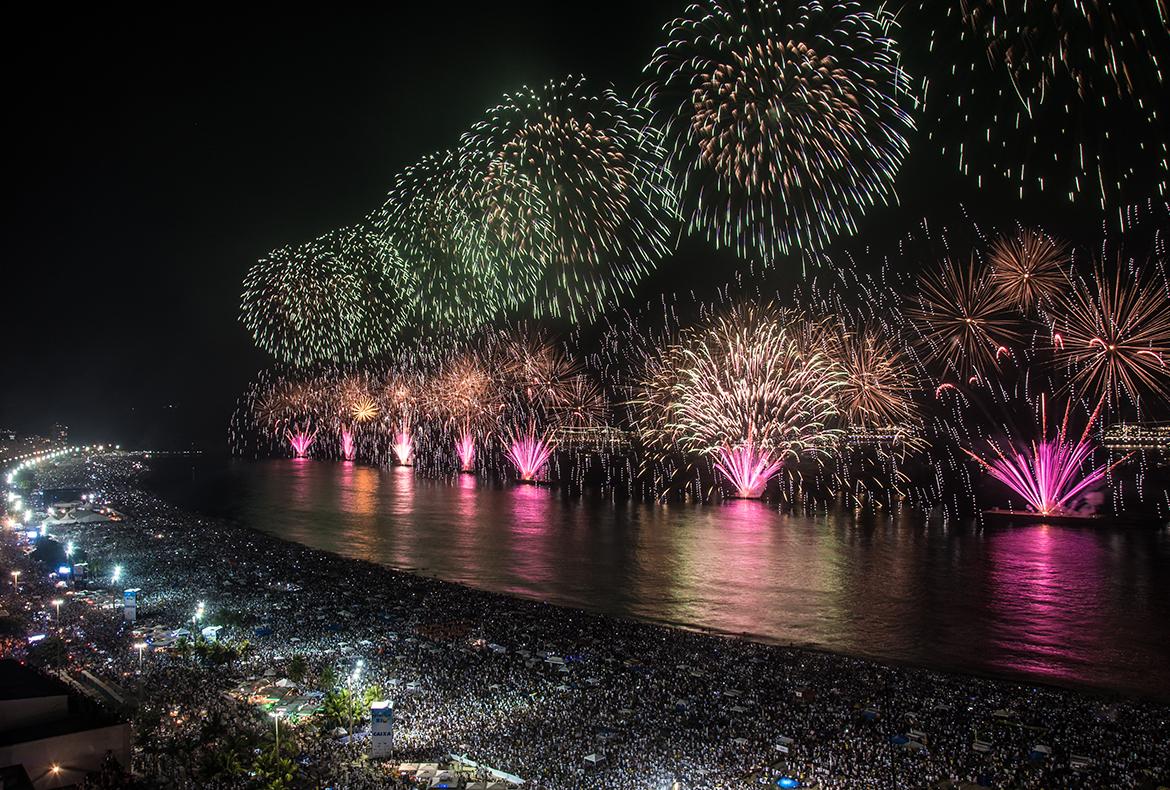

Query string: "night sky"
[[5, 4, 1162, 449]]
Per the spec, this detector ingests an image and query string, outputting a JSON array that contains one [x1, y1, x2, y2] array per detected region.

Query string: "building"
[[1102, 422, 1170, 449], [0, 661, 130, 789], [369, 700, 393, 759]]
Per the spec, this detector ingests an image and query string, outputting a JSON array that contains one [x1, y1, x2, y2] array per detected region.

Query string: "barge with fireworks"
[[981, 508, 1168, 529]]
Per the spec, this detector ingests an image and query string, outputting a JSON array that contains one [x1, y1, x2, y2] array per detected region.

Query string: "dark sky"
[[5, 4, 1163, 449]]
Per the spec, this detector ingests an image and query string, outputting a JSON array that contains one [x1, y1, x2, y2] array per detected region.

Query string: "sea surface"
[[146, 456, 1170, 700]]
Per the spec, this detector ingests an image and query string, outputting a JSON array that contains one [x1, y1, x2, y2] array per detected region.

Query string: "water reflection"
[[984, 526, 1108, 686], [176, 459, 1170, 699]]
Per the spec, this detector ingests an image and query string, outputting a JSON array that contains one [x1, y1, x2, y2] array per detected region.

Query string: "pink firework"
[[286, 427, 317, 458], [455, 430, 476, 472], [392, 424, 413, 466], [965, 396, 1128, 515], [715, 443, 785, 499], [340, 426, 356, 461], [506, 429, 555, 482]]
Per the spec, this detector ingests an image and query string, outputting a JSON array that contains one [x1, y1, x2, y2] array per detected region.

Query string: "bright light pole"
[[192, 601, 204, 639], [134, 642, 146, 669], [347, 659, 364, 736], [10, 571, 20, 593], [52, 598, 63, 623], [269, 710, 282, 753]]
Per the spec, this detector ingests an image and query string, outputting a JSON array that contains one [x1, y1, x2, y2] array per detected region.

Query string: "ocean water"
[[147, 457, 1170, 699]]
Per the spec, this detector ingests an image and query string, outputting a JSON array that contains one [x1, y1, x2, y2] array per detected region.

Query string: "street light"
[[111, 565, 122, 584], [192, 601, 205, 638], [134, 642, 146, 669], [269, 710, 283, 753], [52, 598, 63, 622], [347, 659, 364, 736], [10, 571, 20, 592]]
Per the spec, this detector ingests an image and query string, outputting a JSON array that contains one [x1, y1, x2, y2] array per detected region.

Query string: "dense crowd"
[[3, 452, 1168, 788]]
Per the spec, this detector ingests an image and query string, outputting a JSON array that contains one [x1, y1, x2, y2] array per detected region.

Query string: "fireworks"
[[430, 348, 501, 473], [907, 257, 1022, 376], [965, 396, 1127, 515], [834, 323, 920, 435], [461, 76, 678, 321], [988, 228, 1069, 310], [1052, 262, 1170, 407], [645, 0, 913, 260], [455, 430, 477, 472], [916, 0, 1170, 208], [506, 427, 556, 482], [240, 227, 416, 366], [635, 304, 846, 498], [286, 427, 317, 459], [350, 397, 380, 423], [379, 150, 508, 334], [340, 427, 356, 461], [496, 327, 581, 408], [392, 426, 414, 466]]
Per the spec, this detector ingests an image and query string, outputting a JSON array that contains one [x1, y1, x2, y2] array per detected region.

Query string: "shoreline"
[[17, 452, 1170, 788], [147, 455, 1169, 705]]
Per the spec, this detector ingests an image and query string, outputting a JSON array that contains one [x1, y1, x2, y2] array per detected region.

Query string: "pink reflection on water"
[[983, 526, 1106, 685], [498, 482, 558, 594]]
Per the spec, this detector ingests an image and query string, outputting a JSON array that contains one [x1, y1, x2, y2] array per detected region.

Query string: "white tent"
[[584, 753, 606, 767]]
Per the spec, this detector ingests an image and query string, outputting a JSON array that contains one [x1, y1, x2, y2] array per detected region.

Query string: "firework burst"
[[461, 75, 678, 321], [988, 228, 1069, 310], [1052, 262, 1170, 407], [350, 396, 380, 424], [240, 226, 415, 366], [908, 257, 1022, 377], [378, 151, 507, 334], [635, 304, 846, 498], [645, 0, 913, 260], [834, 323, 920, 438]]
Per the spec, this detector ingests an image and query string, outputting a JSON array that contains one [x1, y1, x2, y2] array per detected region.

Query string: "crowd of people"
[[3, 452, 1168, 788]]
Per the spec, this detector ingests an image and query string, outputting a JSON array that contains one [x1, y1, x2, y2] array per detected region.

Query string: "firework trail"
[[914, 0, 1170, 210], [645, 0, 913, 261]]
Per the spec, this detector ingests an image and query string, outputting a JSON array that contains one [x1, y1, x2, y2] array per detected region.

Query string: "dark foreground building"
[[0, 660, 129, 789]]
